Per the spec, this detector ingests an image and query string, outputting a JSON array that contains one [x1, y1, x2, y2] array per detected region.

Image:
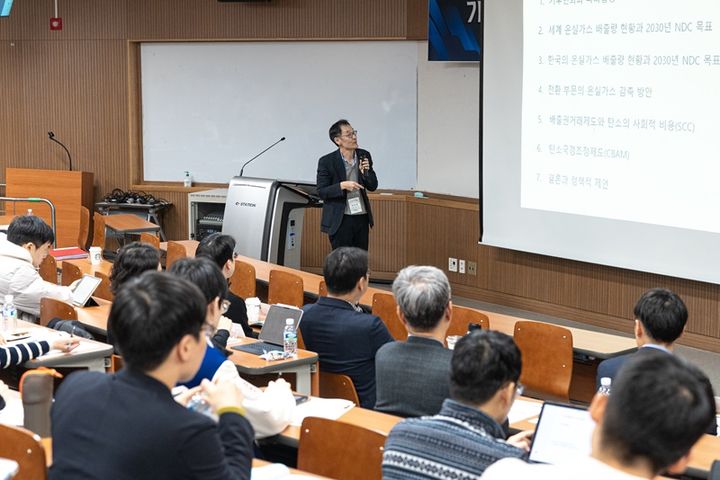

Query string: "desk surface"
[[62, 258, 113, 278], [155, 240, 635, 358], [103, 213, 160, 233], [226, 337, 318, 375]]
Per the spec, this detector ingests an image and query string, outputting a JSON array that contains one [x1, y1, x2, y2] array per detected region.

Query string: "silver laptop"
[[232, 304, 303, 355], [528, 402, 595, 464]]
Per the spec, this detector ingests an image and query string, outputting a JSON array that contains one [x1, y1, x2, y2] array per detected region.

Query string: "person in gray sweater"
[[374, 265, 453, 417]]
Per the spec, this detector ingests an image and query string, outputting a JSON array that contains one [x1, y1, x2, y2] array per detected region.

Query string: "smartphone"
[[294, 394, 309, 405]]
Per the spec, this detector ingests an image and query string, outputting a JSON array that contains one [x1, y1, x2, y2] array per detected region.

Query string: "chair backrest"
[[60, 261, 83, 287], [319, 371, 360, 405], [446, 305, 490, 337], [39, 298, 77, 327], [77, 206, 91, 250], [0, 424, 47, 480], [20, 370, 55, 438], [229, 259, 256, 299], [38, 255, 57, 284], [372, 292, 406, 341], [165, 241, 188, 270], [110, 354, 124, 373], [513, 321, 573, 402], [91, 212, 105, 249], [318, 280, 328, 298], [139, 232, 160, 249], [268, 270, 304, 308], [93, 271, 114, 302], [298, 417, 385, 480]]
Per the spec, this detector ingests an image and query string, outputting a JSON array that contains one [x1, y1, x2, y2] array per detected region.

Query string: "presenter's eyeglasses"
[[341, 130, 358, 138]]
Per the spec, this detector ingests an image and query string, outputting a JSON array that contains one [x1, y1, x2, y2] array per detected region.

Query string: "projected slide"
[[522, 0, 720, 233]]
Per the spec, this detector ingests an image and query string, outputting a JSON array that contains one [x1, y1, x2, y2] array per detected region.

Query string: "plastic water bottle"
[[283, 318, 297, 357], [598, 377, 612, 396], [187, 393, 213, 418], [2, 295, 17, 333], [183, 171, 193, 188]]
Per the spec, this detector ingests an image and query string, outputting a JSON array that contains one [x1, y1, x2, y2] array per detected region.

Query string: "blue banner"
[[428, 0, 482, 61]]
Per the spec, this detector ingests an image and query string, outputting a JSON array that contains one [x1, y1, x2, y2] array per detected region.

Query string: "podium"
[[222, 177, 319, 269], [5, 168, 94, 248]]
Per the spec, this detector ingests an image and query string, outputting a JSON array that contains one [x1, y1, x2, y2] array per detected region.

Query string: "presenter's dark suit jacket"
[[375, 336, 453, 417], [49, 369, 254, 480], [316, 148, 378, 235], [301, 296, 393, 408], [597, 346, 717, 435]]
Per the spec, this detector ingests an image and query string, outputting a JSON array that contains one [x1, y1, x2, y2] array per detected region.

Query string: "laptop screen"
[[71, 274, 102, 307], [528, 402, 595, 464], [258, 304, 303, 346]]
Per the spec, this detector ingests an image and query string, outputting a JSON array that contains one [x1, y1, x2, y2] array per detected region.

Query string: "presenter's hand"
[[360, 158, 370, 174], [341, 181, 364, 192], [201, 378, 244, 412]]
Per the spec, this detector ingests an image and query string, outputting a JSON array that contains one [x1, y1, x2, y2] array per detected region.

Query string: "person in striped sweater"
[[0, 336, 79, 369], [382, 330, 533, 479]]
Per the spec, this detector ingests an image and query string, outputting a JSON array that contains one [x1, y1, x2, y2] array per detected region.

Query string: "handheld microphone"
[[359, 152, 370, 176], [239, 137, 286, 176], [48, 131, 73, 171]]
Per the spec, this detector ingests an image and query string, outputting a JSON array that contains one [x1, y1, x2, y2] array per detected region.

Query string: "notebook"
[[528, 401, 595, 465], [232, 304, 303, 356]]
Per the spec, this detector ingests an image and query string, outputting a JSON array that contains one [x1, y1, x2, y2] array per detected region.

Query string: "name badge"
[[348, 197, 363, 214]]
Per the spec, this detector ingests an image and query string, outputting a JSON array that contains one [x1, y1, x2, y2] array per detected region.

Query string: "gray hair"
[[392, 265, 451, 331]]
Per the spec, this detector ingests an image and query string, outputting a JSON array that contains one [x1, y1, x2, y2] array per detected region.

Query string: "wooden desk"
[[103, 213, 161, 234], [159, 240, 199, 257], [75, 303, 112, 338], [227, 337, 318, 396], [61, 258, 113, 278]]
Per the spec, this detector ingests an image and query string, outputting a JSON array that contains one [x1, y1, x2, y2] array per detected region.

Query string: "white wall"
[[416, 42, 480, 198]]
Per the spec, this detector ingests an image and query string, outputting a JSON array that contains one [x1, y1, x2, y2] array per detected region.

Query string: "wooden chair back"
[[446, 305, 490, 337], [165, 241, 188, 270], [60, 260, 83, 287], [38, 255, 57, 284], [110, 355, 124, 373], [93, 271, 114, 302], [0, 424, 47, 480], [268, 270, 304, 308], [372, 292, 406, 341], [139, 232, 160, 249], [39, 298, 77, 327], [319, 371, 360, 405], [229, 259, 256, 299], [298, 417, 385, 480], [513, 321, 573, 402], [91, 212, 106, 249], [77, 206, 91, 250], [318, 280, 328, 297]]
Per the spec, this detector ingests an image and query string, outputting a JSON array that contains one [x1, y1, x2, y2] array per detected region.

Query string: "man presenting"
[[317, 119, 378, 250]]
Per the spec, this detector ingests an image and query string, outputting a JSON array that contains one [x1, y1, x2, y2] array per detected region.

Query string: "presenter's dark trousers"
[[329, 214, 369, 251]]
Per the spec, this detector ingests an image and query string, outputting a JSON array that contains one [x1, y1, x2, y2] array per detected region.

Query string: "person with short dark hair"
[[597, 288, 688, 388], [316, 119, 378, 250], [300, 247, 393, 408], [49, 272, 254, 479], [382, 330, 532, 479], [195, 233, 251, 337], [482, 351, 716, 479], [0, 215, 72, 320], [375, 265, 453, 417], [109, 242, 161, 295]]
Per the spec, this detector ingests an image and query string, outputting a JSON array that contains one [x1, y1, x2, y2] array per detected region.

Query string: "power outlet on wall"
[[448, 257, 458, 272], [459, 259, 466, 274], [467, 261, 477, 276]]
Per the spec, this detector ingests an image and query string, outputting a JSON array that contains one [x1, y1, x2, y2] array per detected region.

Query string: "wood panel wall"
[[3, 1, 720, 353]]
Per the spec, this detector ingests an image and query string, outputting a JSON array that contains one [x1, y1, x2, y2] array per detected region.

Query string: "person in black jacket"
[[195, 233, 252, 337], [316, 119, 378, 250], [50, 272, 254, 480]]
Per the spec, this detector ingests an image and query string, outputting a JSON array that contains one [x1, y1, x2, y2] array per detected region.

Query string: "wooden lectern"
[[5, 168, 94, 248]]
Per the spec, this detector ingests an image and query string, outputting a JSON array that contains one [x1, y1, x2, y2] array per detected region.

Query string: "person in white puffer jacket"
[[0, 215, 73, 321]]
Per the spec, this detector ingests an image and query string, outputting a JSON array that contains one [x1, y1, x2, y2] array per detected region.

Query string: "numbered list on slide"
[[522, 0, 720, 233]]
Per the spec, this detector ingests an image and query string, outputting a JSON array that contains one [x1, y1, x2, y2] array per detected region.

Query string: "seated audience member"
[[382, 330, 532, 479], [0, 335, 78, 368], [375, 265, 453, 417], [300, 247, 393, 409], [170, 257, 294, 439], [195, 233, 252, 337], [0, 216, 73, 320], [109, 241, 161, 295], [50, 272, 254, 479], [596, 288, 716, 435], [596, 288, 687, 387], [482, 351, 716, 479]]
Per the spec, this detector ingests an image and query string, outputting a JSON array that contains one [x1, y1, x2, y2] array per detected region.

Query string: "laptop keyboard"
[[232, 342, 283, 356]]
